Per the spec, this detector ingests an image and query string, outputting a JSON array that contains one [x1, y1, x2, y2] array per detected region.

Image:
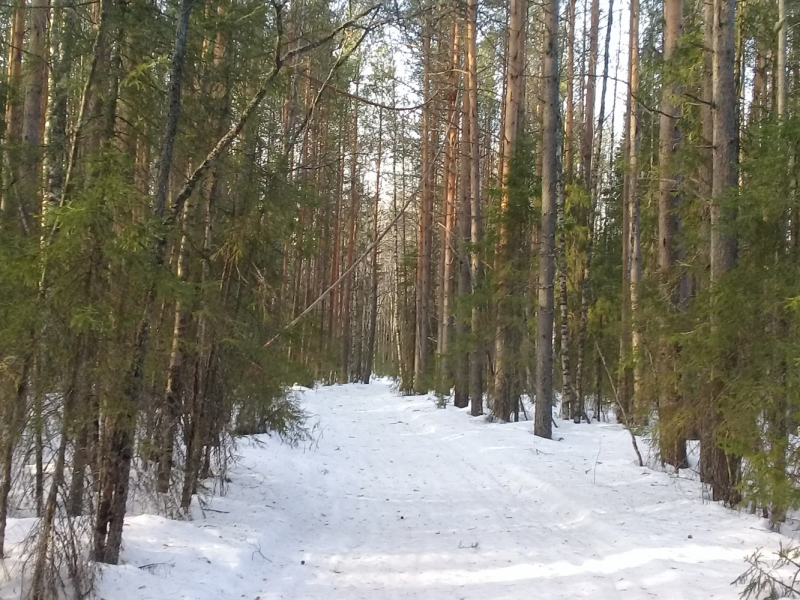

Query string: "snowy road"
[[102, 381, 784, 600]]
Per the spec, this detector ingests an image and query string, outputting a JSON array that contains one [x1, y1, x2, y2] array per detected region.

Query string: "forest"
[[0, 0, 799, 593]]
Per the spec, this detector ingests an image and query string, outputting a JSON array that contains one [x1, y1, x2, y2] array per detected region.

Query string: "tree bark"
[[657, 0, 688, 469], [438, 20, 460, 395], [1, 0, 26, 215], [466, 0, 484, 416], [95, 0, 196, 564], [454, 32, 472, 409], [777, 0, 786, 118], [493, 0, 526, 421], [704, 0, 740, 505], [574, 0, 613, 424], [341, 90, 360, 381], [362, 110, 382, 384], [580, 0, 600, 185], [564, 0, 576, 183], [414, 10, 434, 393], [535, 0, 559, 439], [557, 176, 572, 420], [627, 0, 642, 418]]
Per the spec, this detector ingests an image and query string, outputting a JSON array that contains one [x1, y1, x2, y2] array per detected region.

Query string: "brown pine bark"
[[1, 0, 26, 216], [580, 0, 600, 185], [19, 0, 49, 233]]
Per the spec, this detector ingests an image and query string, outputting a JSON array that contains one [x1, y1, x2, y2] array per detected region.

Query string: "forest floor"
[[53, 382, 798, 597]]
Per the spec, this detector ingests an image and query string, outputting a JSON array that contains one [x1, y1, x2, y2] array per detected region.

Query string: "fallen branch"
[[592, 335, 644, 467]]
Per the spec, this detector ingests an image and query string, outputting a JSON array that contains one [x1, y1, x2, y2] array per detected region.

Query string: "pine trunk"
[[657, 0, 688, 469], [704, 0, 740, 505], [627, 0, 642, 419], [466, 0, 484, 416], [341, 93, 359, 381], [363, 110, 382, 384], [454, 36, 472, 409], [414, 13, 434, 393], [574, 0, 613, 423], [535, 0, 559, 439]]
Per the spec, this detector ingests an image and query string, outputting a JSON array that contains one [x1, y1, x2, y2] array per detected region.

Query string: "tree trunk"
[[574, 0, 613, 424], [617, 0, 634, 423], [777, 0, 786, 117], [341, 91, 359, 381], [414, 11, 434, 393], [454, 35, 472, 409], [157, 199, 193, 494], [627, 0, 642, 418], [564, 0, 576, 183], [557, 178, 572, 420], [580, 0, 600, 185], [492, 0, 526, 422], [95, 0, 196, 564], [535, 0, 559, 439], [657, 0, 688, 469], [19, 0, 49, 234], [438, 21, 460, 394], [704, 0, 740, 505], [1, 0, 26, 215], [466, 0, 484, 416], [362, 110, 382, 384]]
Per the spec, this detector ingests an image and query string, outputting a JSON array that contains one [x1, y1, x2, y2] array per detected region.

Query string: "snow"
[[3, 380, 789, 599]]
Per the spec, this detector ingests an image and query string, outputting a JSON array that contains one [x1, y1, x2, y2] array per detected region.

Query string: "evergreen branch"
[[58, 0, 112, 210], [171, 2, 382, 220]]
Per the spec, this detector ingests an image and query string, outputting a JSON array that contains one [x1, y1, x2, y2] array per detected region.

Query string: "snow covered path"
[[101, 381, 785, 600]]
